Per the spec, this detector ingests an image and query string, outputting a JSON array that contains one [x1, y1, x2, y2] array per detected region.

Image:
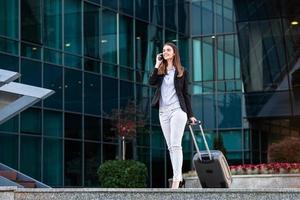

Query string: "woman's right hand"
[[155, 53, 163, 68]]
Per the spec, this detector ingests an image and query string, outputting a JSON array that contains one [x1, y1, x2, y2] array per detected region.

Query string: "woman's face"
[[162, 45, 175, 61]]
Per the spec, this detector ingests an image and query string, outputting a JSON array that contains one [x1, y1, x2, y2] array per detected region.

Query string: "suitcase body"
[[188, 121, 232, 188]]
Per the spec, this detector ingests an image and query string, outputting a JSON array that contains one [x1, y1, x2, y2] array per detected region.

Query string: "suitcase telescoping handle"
[[188, 120, 212, 161]]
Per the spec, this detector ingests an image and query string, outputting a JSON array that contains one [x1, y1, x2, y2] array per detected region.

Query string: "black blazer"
[[149, 68, 194, 118]]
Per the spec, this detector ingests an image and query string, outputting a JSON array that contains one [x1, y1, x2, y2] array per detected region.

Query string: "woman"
[[149, 42, 197, 189]]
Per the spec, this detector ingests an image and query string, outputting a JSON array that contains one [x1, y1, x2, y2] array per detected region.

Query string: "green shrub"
[[268, 137, 300, 163], [97, 160, 148, 188]]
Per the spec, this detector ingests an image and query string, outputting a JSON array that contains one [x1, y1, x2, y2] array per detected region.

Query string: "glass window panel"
[[148, 25, 163, 70], [201, 0, 214, 35], [0, 134, 18, 169], [20, 136, 41, 180], [0, 53, 19, 71], [193, 39, 202, 81], [0, 116, 18, 133], [119, 0, 133, 15], [65, 113, 82, 139], [43, 64, 63, 109], [64, 68, 82, 112], [21, 0, 41, 43], [217, 36, 224, 80], [178, 36, 189, 70], [165, 0, 177, 30], [0, 0, 18, 38], [21, 108, 41, 135], [84, 72, 101, 115], [102, 0, 117, 10], [191, 95, 203, 121], [120, 67, 134, 81], [44, 48, 62, 65], [21, 59, 41, 87], [151, 126, 165, 150], [0, 37, 18, 55], [44, 0, 62, 49], [220, 130, 242, 151], [64, 54, 82, 69], [84, 142, 101, 187], [194, 130, 216, 150], [202, 37, 214, 81], [165, 30, 176, 44], [136, 84, 150, 119], [224, 35, 235, 79], [135, 20, 148, 71], [102, 76, 118, 115], [135, 0, 149, 21], [84, 116, 101, 141], [103, 143, 118, 161], [150, 0, 163, 26], [21, 43, 41, 60], [102, 62, 118, 77], [103, 118, 117, 142], [136, 70, 149, 84], [203, 94, 216, 129], [119, 15, 133, 67], [120, 81, 134, 108], [217, 93, 242, 128], [64, 0, 82, 54], [102, 10, 117, 63], [178, 0, 189, 35], [84, 58, 100, 73], [64, 140, 82, 186], [44, 110, 63, 137], [84, 3, 100, 59], [43, 138, 63, 187], [191, 2, 201, 35]]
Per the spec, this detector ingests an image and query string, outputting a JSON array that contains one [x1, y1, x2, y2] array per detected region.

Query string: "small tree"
[[110, 101, 145, 160]]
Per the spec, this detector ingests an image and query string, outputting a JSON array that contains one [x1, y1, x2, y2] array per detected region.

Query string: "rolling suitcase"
[[188, 121, 232, 188]]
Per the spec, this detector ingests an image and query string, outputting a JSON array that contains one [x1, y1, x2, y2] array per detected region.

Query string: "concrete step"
[[4, 188, 300, 200], [0, 171, 17, 181]]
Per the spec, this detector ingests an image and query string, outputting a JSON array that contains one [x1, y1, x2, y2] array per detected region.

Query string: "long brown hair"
[[157, 42, 184, 77]]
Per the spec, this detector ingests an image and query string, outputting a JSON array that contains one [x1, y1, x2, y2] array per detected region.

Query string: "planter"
[[183, 174, 300, 188]]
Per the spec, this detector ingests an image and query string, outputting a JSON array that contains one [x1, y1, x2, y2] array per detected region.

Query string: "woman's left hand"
[[189, 117, 197, 125]]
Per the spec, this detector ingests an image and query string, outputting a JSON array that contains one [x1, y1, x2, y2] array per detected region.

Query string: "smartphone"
[[158, 53, 164, 61]]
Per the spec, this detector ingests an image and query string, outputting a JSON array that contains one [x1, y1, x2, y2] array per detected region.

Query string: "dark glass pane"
[[119, 15, 133, 67], [150, 0, 163, 26], [44, 0, 62, 49], [178, 36, 189, 70], [84, 142, 101, 187], [84, 3, 100, 58], [102, 76, 118, 114], [165, 30, 176, 44], [84, 116, 101, 141], [102, 0, 117, 10], [64, 54, 82, 69], [43, 64, 63, 109], [21, 43, 41, 60], [21, 0, 41, 43], [0, 0, 18, 38], [0, 53, 19, 71], [103, 118, 118, 143], [135, 20, 148, 71], [224, 35, 235, 80], [220, 130, 242, 151], [136, 70, 150, 84], [191, 95, 203, 122], [64, 0, 82, 54], [64, 140, 82, 186], [44, 110, 63, 137], [20, 136, 41, 180], [64, 68, 82, 112], [21, 59, 42, 87], [165, 0, 177, 30], [152, 147, 166, 188], [0, 116, 18, 133], [178, 0, 189, 34], [102, 62, 118, 77], [0, 134, 18, 169], [136, 84, 150, 120], [148, 25, 163, 70], [192, 39, 202, 81], [0, 37, 18, 55], [203, 94, 216, 129], [21, 108, 42, 135], [119, 0, 133, 15], [216, 0, 235, 33], [217, 93, 242, 128], [136, 0, 149, 21], [102, 10, 117, 63], [84, 72, 101, 115], [120, 67, 134, 81], [43, 138, 63, 186], [84, 58, 100, 73], [44, 48, 62, 65], [120, 81, 134, 108], [202, 37, 214, 81], [102, 143, 118, 161], [65, 113, 82, 139]]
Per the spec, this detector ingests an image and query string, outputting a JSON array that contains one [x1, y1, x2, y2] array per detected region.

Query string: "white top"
[[159, 67, 180, 109]]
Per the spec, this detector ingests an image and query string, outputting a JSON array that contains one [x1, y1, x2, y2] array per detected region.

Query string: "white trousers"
[[159, 106, 187, 181]]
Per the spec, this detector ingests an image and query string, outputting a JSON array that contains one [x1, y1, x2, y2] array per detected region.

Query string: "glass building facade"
[[2, 0, 292, 188]]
